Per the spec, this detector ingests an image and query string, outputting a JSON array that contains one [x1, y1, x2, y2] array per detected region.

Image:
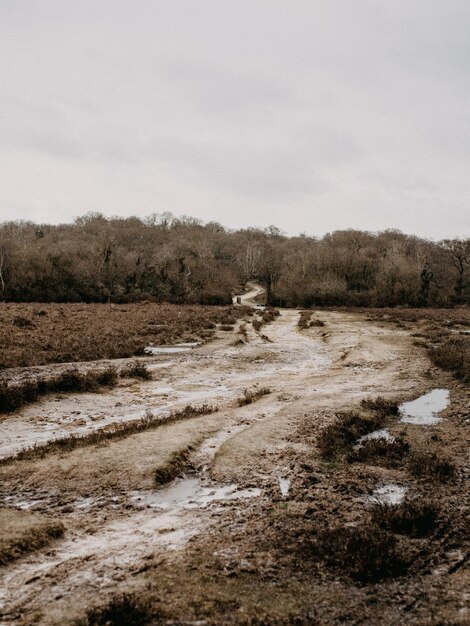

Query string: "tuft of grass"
[[429, 336, 470, 383], [360, 397, 399, 418], [237, 387, 271, 407], [154, 448, 192, 485], [120, 361, 152, 380], [0, 367, 118, 414], [219, 324, 234, 331], [347, 436, 410, 468], [298, 311, 312, 329], [0, 403, 217, 465], [407, 450, 456, 482], [310, 524, 408, 582], [370, 498, 440, 538], [317, 411, 384, 460], [0, 508, 64, 565], [76, 594, 154, 626]]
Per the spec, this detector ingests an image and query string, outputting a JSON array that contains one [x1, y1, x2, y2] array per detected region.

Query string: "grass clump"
[[220, 324, 234, 331], [0, 404, 217, 465], [347, 436, 410, 468], [237, 386, 271, 406], [120, 360, 152, 380], [429, 336, 470, 383], [360, 396, 399, 418], [370, 498, 440, 538], [407, 450, 456, 482], [77, 594, 154, 626], [0, 366, 118, 414], [0, 508, 64, 565], [311, 524, 408, 582], [317, 411, 384, 460]]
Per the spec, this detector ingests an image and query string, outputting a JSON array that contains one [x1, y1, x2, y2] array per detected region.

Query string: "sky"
[[0, 0, 469, 239]]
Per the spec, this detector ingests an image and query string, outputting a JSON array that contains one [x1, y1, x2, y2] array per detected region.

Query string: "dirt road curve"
[[0, 309, 459, 624]]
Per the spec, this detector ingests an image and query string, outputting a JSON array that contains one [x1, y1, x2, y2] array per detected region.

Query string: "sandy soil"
[[0, 306, 468, 625]]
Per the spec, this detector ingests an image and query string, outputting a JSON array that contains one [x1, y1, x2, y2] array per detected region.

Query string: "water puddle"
[[145, 346, 192, 354], [399, 389, 449, 425], [357, 428, 395, 446], [278, 477, 291, 497], [129, 478, 261, 510], [370, 483, 407, 505]]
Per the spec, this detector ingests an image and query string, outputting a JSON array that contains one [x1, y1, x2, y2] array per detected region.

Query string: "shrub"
[[78, 594, 153, 626], [238, 387, 271, 406], [429, 336, 470, 382], [360, 397, 399, 418], [370, 498, 440, 538], [317, 411, 384, 460], [120, 361, 152, 380], [347, 437, 409, 468], [310, 525, 408, 582], [407, 450, 456, 482]]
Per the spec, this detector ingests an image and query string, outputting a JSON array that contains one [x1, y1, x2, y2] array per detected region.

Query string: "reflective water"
[[278, 477, 291, 497], [129, 478, 261, 510], [370, 483, 407, 505], [399, 389, 449, 425], [357, 428, 395, 445]]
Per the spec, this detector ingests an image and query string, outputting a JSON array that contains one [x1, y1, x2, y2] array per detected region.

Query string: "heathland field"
[[0, 297, 469, 625]]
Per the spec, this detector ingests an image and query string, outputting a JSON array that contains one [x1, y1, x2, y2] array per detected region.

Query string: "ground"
[[0, 300, 468, 625]]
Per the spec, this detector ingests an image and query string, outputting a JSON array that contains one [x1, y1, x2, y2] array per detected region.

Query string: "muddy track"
[[0, 309, 448, 624]]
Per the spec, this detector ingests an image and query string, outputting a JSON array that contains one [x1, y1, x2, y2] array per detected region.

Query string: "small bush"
[[238, 387, 271, 406], [0, 367, 119, 413], [408, 450, 456, 482], [252, 319, 263, 332], [120, 361, 152, 380], [371, 498, 440, 538], [310, 525, 408, 582], [12, 316, 34, 328], [298, 311, 312, 330], [317, 411, 384, 460], [430, 336, 470, 382], [78, 594, 153, 626], [348, 437, 409, 468], [360, 397, 399, 418], [220, 324, 234, 331]]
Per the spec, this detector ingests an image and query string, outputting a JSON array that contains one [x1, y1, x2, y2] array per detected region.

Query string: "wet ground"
[[0, 305, 468, 625]]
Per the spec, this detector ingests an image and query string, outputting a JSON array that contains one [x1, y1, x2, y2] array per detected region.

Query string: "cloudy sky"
[[1, 1, 469, 238]]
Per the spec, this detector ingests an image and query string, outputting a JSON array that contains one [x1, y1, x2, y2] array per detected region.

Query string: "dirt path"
[[0, 309, 444, 624]]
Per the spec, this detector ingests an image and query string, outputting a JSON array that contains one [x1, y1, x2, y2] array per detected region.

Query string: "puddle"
[[370, 484, 407, 505], [399, 389, 449, 425], [357, 428, 395, 445], [278, 477, 290, 497], [129, 478, 261, 510], [145, 346, 192, 354]]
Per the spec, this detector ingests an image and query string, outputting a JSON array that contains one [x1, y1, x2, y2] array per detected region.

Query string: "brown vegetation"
[[237, 387, 271, 407], [0, 302, 247, 369], [0, 508, 64, 565], [0, 404, 217, 465], [1, 215, 469, 307]]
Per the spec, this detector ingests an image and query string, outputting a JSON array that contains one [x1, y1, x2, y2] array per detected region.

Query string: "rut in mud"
[[0, 307, 464, 625]]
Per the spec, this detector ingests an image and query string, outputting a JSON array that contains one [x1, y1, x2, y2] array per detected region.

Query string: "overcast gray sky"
[[1, 1, 469, 238]]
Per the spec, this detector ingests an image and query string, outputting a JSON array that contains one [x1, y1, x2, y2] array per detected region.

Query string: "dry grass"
[[0, 404, 217, 465], [0, 366, 119, 414], [429, 336, 470, 382], [407, 450, 456, 482], [309, 524, 408, 582], [298, 311, 325, 329], [370, 498, 440, 538], [317, 410, 385, 460], [347, 436, 410, 468], [0, 413, 225, 498], [237, 387, 271, 407], [0, 508, 64, 565], [75, 594, 155, 626], [0, 303, 248, 369]]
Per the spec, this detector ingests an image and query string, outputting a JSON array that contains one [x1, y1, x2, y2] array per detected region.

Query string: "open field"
[[0, 304, 469, 625], [0, 303, 248, 369]]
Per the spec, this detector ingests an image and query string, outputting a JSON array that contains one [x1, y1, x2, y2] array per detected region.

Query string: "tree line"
[[0, 212, 469, 307]]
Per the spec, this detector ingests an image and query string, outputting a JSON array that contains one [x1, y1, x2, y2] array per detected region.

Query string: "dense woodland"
[[0, 212, 469, 307]]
